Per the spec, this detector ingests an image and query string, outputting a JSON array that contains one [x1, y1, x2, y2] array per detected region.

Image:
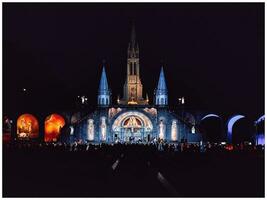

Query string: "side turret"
[[97, 65, 110, 107], [154, 66, 168, 106]]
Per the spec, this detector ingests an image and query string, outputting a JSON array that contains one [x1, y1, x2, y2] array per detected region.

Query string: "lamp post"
[[178, 97, 186, 143]]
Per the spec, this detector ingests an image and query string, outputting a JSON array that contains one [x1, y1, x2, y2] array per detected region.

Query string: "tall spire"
[[154, 66, 168, 106], [121, 21, 147, 105], [98, 65, 109, 93], [98, 64, 110, 106], [130, 21, 136, 48], [157, 67, 167, 92]]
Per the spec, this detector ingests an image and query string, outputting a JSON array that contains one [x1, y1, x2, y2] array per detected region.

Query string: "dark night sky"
[[3, 3, 264, 120]]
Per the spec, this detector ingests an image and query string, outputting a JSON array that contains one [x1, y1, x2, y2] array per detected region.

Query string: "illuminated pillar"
[[100, 117, 107, 141], [87, 119, 94, 141], [171, 120, 178, 141], [159, 120, 165, 140]]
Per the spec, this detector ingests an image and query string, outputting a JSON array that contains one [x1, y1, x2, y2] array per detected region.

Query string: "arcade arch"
[[112, 111, 153, 142]]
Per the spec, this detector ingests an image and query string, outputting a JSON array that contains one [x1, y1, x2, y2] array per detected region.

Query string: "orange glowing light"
[[45, 114, 65, 142], [17, 114, 39, 139]]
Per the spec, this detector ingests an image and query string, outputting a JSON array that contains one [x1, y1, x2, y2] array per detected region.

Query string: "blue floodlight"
[[227, 115, 245, 143]]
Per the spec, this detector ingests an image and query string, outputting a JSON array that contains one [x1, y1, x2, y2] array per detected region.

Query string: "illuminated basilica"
[[73, 24, 202, 144], [3, 24, 264, 145]]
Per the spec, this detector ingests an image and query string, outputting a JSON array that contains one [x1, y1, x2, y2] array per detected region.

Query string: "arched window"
[[171, 120, 178, 141], [100, 117, 107, 141], [17, 114, 39, 139], [227, 115, 245, 143], [159, 120, 165, 140], [123, 116, 142, 128], [45, 113, 65, 142], [87, 119, 94, 141]]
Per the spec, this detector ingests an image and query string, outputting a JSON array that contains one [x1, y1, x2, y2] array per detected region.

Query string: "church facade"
[[74, 25, 202, 144]]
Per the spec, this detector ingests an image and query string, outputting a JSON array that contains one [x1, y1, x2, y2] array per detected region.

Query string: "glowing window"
[[70, 126, 74, 135], [100, 117, 107, 141], [17, 114, 39, 139], [87, 119, 94, 141], [112, 111, 153, 132], [191, 126, 196, 134], [123, 116, 142, 128], [45, 114, 65, 142], [159, 120, 165, 140], [171, 120, 178, 141]]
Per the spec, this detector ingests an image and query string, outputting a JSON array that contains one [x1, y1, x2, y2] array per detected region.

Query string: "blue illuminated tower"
[[97, 65, 110, 107], [154, 66, 168, 106]]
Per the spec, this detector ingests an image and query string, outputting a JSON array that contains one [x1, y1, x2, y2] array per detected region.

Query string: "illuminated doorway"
[[112, 111, 153, 142]]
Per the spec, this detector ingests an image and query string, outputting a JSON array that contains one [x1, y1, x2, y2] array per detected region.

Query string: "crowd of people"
[[3, 139, 264, 197], [3, 139, 264, 154]]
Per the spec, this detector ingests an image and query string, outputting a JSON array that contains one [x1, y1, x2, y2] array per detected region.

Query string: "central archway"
[[112, 111, 153, 142]]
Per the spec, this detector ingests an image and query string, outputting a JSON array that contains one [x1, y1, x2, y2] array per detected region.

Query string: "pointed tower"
[[120, 22, 147, 105], [97, 65, 110, 107], [154, 66, 168, 106]]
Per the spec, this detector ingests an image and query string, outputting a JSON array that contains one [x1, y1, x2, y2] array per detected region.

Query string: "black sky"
[[3, 3, 264, 120]]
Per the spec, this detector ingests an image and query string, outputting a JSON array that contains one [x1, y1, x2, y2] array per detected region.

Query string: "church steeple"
[[154, 66, 168, 106], [119, 22, 147, 105], [128, 22, 139, 58], [98, 66, 108, 92], [157, 67, 167, 91], [130, 22, 137, 49], [97, 64, 110, 107]]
